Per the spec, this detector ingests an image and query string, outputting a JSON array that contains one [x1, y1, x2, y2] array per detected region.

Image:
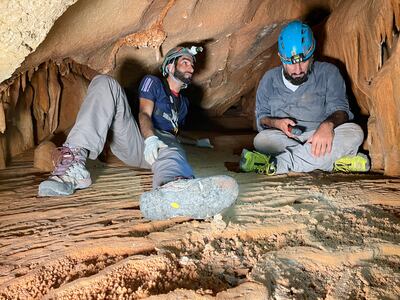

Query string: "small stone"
[[34, 141, 57, 171], [179, 256, 190, 265]]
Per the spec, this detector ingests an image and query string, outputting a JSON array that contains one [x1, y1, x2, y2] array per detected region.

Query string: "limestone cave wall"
[[0, 0, 399, 175], [322, 0, 400, 175]]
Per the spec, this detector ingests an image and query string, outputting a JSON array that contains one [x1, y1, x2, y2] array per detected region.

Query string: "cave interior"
[[0, 0, 399, 299]]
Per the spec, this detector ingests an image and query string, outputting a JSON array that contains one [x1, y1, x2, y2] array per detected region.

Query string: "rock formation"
[[0, 0, 399, 175], [322, 0, 400, 175]]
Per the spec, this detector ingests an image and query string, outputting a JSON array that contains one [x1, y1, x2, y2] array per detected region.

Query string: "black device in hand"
[[288, 125, 304, 136]]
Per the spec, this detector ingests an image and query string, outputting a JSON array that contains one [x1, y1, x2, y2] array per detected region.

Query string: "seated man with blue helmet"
[[38, 46, 238, 220], [240, 20, 370, 175]]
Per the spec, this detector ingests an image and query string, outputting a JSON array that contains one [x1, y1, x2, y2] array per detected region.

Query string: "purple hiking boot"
[[38, 145, 91, 196]]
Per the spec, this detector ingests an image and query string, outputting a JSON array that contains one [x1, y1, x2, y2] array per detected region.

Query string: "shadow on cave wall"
[[116, 42, 215, 133], [117, 58, 147, 121], [305, 5, 368, 139]]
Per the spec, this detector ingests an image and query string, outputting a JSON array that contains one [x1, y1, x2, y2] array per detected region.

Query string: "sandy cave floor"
[[0, 145, 399, 299]]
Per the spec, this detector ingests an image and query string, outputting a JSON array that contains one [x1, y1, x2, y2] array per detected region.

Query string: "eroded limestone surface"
[[0, 147, 399, 299], [0, 0, 78, 82]]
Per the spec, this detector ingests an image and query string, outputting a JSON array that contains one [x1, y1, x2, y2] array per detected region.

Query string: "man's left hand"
[[144, 136, 168, 165], [307, 122, 334, 157]]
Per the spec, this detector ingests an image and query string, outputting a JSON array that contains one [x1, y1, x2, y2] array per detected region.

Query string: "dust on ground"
[[0, 147, 399, 299]]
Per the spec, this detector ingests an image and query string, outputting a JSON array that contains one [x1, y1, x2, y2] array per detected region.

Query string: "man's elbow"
[[337, 110, 349, 122], [139, 111, 151, 119]]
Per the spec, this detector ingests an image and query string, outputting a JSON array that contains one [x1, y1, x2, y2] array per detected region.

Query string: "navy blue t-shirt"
[[138, 75, 189, 132]]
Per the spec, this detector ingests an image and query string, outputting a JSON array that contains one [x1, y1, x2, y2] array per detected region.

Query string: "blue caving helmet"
[[161, 46, 203, 77], [278, 20, 316, 64]]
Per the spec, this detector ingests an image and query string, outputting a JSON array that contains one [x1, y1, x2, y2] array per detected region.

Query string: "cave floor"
[[0, 145, 399, 299]]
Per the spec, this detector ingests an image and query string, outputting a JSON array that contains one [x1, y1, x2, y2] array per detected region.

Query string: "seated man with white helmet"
[[240, 20, 370, 175], [38, 46, 238, 220]]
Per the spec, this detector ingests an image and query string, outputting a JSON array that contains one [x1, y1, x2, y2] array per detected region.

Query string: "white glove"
[[144, 136, 168, 165], [195, 138, 214, 148]]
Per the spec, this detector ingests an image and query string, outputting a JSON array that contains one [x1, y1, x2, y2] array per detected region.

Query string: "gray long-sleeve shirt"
[[255, 61, 353, 132]]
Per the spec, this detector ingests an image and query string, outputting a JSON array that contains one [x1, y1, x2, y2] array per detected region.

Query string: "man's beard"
[[173, 69, 192, 85], [283, 61, 313, 86]]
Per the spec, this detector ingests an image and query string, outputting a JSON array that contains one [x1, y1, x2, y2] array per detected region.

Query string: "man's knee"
[[351, 123, 364, 145], [254, 131, 268, 151], [88, 75, 127, 107], [254, 129, 291, 154], [335, 123, 364, 149]]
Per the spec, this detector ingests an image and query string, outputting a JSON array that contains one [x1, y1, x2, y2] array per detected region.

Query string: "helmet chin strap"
[[168, 65, 190, 89], [169, 71, 188, 89]]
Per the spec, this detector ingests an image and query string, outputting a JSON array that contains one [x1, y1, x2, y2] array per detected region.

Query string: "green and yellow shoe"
[[333, 153, 370, 173], [240, 149, 276, 175]]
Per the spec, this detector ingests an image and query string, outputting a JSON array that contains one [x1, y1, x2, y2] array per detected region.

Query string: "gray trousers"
[[67, 75, 194, 187], [253, 123, 364, 173]]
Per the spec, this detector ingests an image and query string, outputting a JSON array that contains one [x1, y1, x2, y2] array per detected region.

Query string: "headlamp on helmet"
[[188, 46, 203, 55]]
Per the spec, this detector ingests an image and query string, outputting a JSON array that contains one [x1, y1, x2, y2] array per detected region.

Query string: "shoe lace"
[[251, 151, 275, 175], [333, 163, 351, 173], [51, 146, 84, 176], [254, 163, 275, 175]]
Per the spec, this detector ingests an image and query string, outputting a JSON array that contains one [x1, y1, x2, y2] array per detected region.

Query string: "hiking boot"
[[240, 149, 277, 175], [38, 145, 91, 196], [333, 153, 370, 173], [139, 175, 239, 220]]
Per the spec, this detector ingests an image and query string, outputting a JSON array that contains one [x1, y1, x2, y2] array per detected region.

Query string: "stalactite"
[[27, 68, 35, 82], [0, 58, 97, 168], [31, 63, 51, 142], [0, 91, 9, 168], [47, 62, 61, 134], [0, 71, 35, 168], [9, 76, 20, 110], [15, 83, 34, 154], [20, 72, 26, 92], [23, 83, 34, 109], [0, 101, 5, 134], [58, 60, 70, 77]]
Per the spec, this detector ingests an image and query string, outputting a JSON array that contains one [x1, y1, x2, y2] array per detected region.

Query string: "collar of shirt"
[[171, 89, 179, 97], [281, 69, 299, 92]]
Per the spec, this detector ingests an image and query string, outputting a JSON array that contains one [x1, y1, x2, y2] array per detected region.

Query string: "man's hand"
[[144, 136, 168, 165], [307, 122, 334, 157], [271, 118, 297, 138]]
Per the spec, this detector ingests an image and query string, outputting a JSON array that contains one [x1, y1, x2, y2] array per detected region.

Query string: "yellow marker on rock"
[[170, 202, 180, 209]]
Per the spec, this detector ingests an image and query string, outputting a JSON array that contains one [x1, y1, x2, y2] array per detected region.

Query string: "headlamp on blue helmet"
[[161, 46, 203, 77], [278, 20, 315, 65]]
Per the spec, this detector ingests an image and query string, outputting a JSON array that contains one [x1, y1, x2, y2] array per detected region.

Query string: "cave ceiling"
[[1, 0, 335, 110]]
